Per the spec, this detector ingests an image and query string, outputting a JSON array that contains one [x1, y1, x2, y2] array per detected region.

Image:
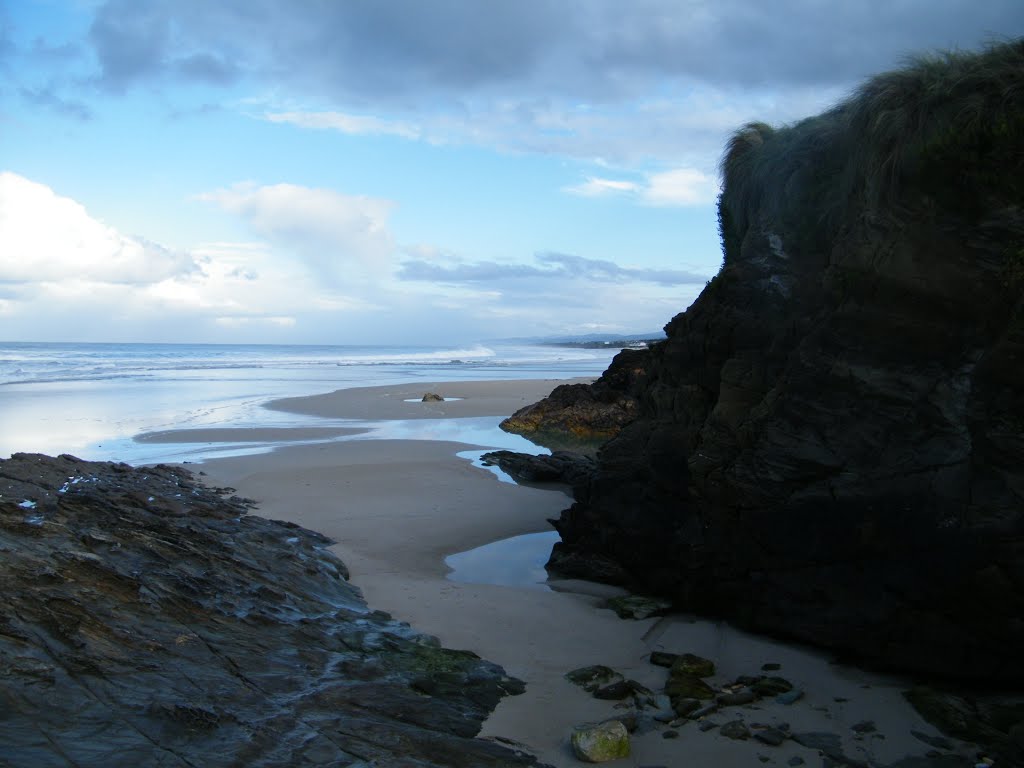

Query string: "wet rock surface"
[[479, 450, 596, 491], [0, 453, 538, 768]]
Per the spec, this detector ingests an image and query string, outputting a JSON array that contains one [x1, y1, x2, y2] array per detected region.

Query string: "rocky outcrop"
[[499, 349, 646, 450], [479, 450, 596, 491], [0, 453, 538, 767], [546, 41, 1024, 684]]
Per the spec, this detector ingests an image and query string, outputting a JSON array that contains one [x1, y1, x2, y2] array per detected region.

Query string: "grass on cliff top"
[[718, 38, 1024, 262]]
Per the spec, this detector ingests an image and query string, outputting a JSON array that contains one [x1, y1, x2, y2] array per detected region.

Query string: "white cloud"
[[641, 168, 719, 206], [0, 173, 700, 343], [197, 182, 396, 284], [563, 167, 718, 207], [0, 174, 399, 341], [214, 315, 297, 328], [564, 176, 639, 198], [264, 110, 420, 139], [0, 172, 196, 284]]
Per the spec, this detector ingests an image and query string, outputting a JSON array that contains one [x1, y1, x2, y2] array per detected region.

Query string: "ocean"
[[0, 341, 618, 464]]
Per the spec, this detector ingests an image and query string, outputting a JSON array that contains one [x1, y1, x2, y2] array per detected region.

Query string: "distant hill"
[[500, 332, 666, 348]]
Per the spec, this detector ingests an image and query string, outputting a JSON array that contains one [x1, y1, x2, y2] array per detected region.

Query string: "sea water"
[[0, 341, 617, 463]]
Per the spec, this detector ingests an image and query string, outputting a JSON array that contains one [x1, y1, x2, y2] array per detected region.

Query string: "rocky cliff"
[[0, 453, 537, 767], [546, 40, 1024, 684]]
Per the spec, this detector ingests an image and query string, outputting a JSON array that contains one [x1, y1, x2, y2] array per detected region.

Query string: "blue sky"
[[2, 1, 1022, 344]]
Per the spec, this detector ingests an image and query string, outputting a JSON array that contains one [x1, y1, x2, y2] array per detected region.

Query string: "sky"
[[1, 1, 1022, 345]]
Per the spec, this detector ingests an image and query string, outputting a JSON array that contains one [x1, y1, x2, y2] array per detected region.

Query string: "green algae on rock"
[[570, 720, 631, 762]]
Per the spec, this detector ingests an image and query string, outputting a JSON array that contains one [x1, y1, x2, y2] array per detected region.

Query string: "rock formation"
[[500, 348, 646, 452], [480, 450, 596, 491], [0, 453, 537, 767], [545, 40, 1024, 684]]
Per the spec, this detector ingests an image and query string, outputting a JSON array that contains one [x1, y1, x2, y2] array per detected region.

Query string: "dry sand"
[[172, 379, 972, 767]]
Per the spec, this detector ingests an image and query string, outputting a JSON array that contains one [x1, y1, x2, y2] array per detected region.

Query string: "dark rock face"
[[499, 349, 646, 450], [547, 43, 1024, 684], [0, 453, 537, 767]]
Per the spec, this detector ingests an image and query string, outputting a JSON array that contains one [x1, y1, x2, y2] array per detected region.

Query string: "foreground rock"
[[545, 41, 1024, 684], [0, 453, 538, 767]]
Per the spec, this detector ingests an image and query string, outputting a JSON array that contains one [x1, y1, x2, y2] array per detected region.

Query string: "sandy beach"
[[161, 379, 976, 767]]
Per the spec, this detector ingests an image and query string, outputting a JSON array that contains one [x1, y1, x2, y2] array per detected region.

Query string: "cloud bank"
[[1, 173, 700, 342], [68, 1, 1024, 166], [0, 172, 195, 284]]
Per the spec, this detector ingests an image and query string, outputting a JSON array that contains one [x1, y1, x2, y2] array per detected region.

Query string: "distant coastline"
[[542, 338, 659, 350]]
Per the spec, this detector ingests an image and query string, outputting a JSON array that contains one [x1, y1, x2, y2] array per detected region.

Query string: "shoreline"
[[166, 379, 970, 766]]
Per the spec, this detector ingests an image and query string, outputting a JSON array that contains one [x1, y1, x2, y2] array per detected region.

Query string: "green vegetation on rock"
[[719, 39, 1024, 262], [571, 720, 631, 763], [669, 652, 716, 678]]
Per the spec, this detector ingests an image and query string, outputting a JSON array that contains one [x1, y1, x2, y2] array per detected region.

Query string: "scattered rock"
[[566, 665, 624, 693], [752, 676, 794, 697], [718, 690, 757, 707], [595, 679, 648, 701], [571, 720, 630, 763], [606, 711, 640, 734], [762, 662, 782, 671], [698, 720, 720, 732], [689, 703, 720, 720], [653, 708, 677, 724], [605, 594, 672, 620], [671, 698, 702, 717], [421, 392, 444, 402], [852, 720, 876, 734], [720, 720, 751, 740], [755, 727, 788, 747], [670, 652, 716, 678], [787, 758, 805, 767], [649, 650, 679, 668], [665, 674, 715, 700], [662, 729, 679, 739], [776, 689, 805, 705]]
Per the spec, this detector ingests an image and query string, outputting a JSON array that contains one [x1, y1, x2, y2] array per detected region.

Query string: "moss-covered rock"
[[571, 720, 630, 762], [670, 652, 715, 678], [605, 594, 672, 620], [665, 673, 715, 700], [752, 676, 794, 697]]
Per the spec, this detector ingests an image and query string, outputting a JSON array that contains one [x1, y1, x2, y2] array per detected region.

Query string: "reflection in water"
[[445, 530, 560, 591]]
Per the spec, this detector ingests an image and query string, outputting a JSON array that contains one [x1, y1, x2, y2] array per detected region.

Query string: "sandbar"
[[266, 377, 591, 421], [136, 426, 367, 443]]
